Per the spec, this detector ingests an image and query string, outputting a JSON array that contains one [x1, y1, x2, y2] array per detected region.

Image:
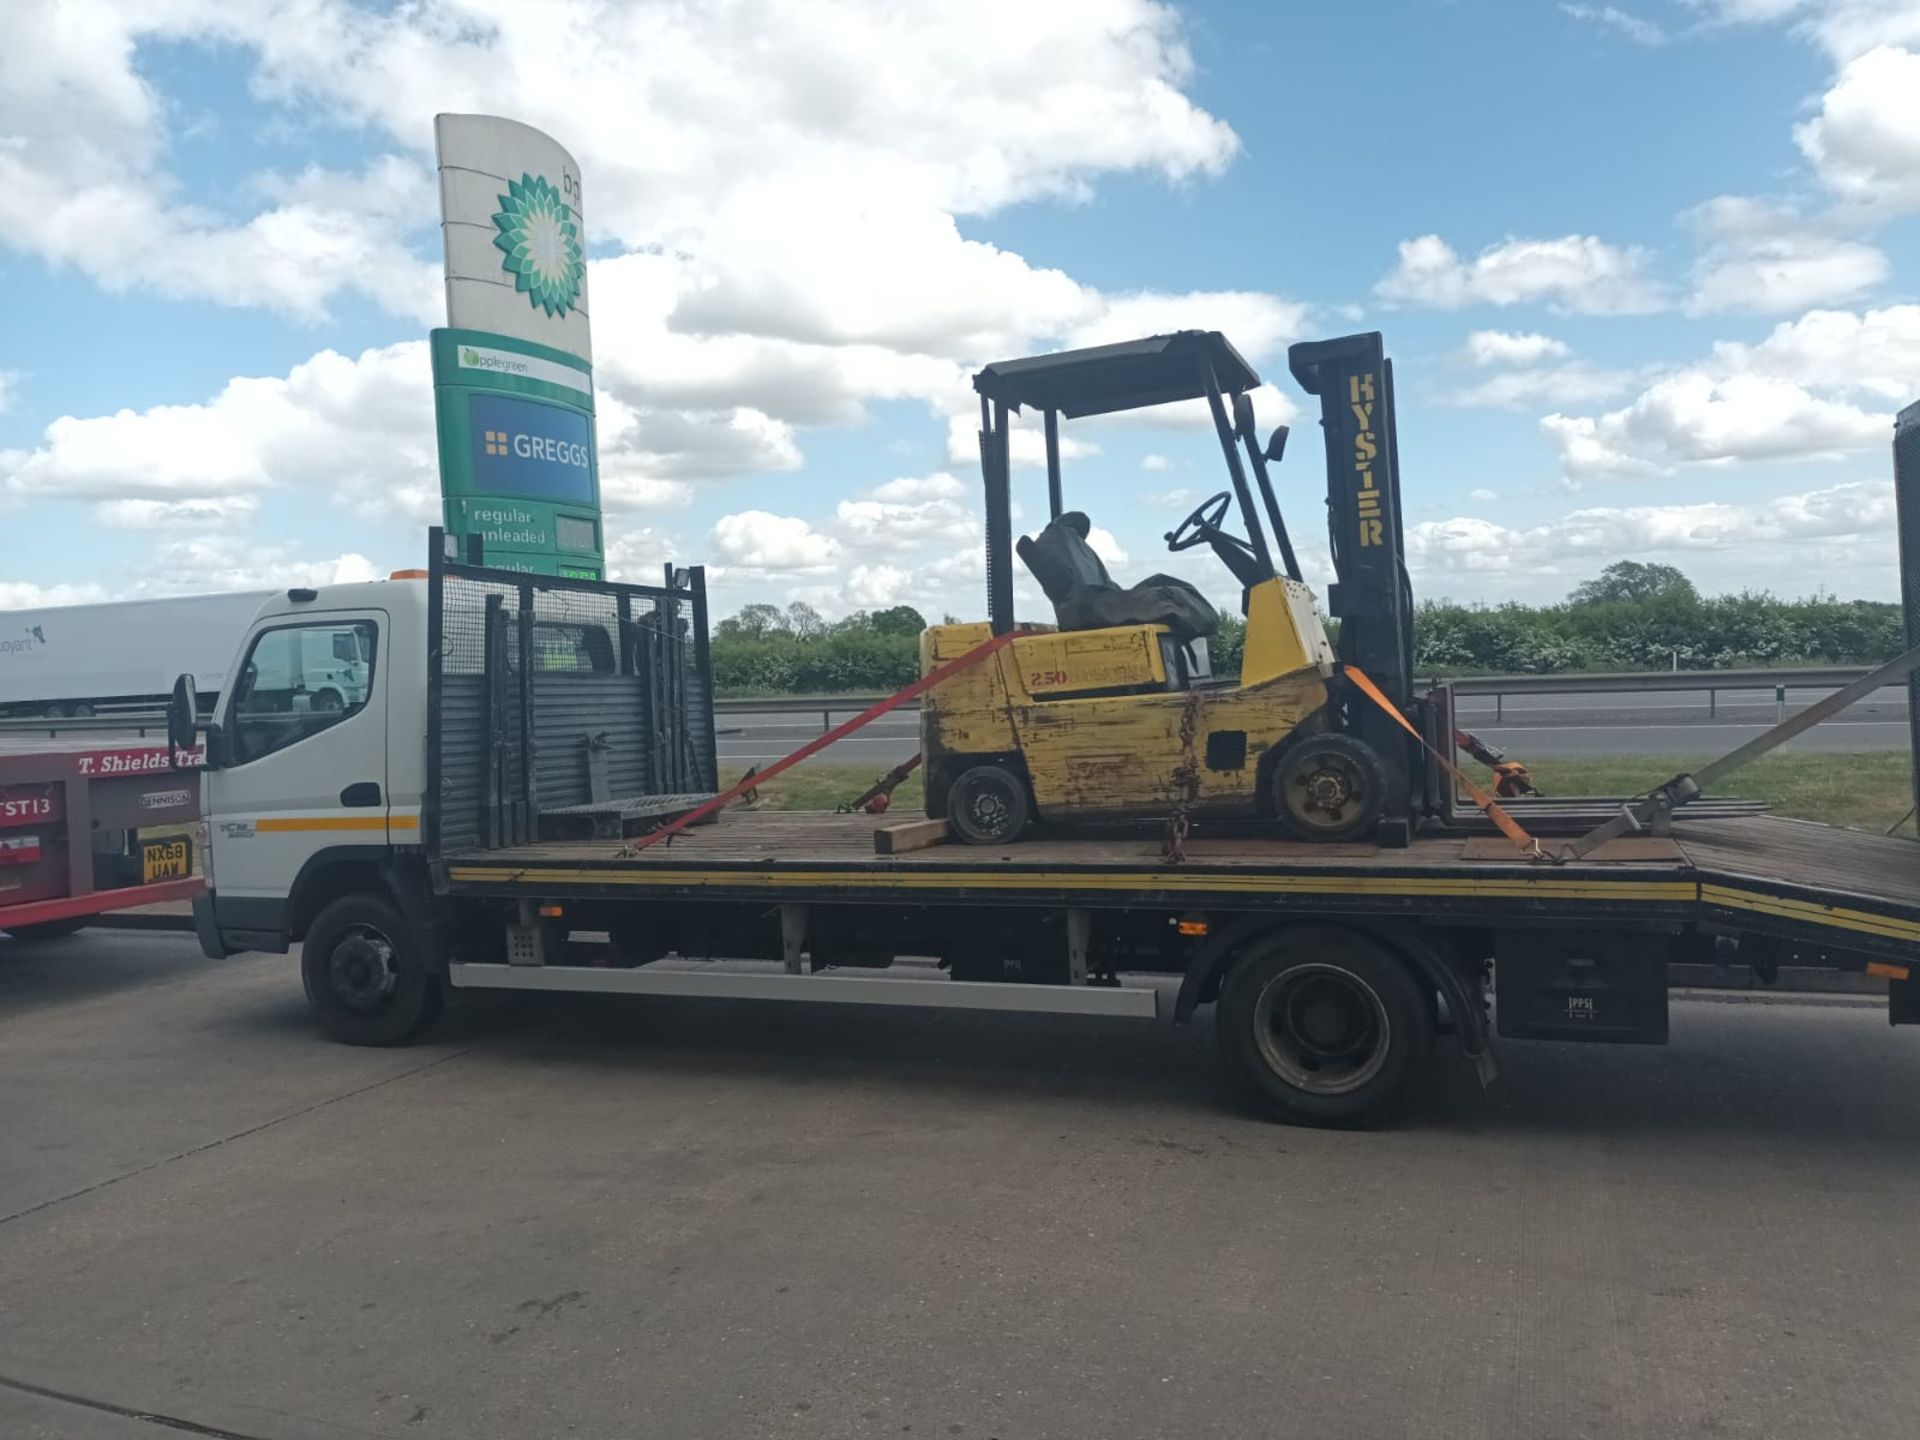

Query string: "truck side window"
[[229, 621, 378, 764]]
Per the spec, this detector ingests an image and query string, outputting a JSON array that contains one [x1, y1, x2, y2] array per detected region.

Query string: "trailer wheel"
[[946, 764, 1030, 845], [1272, 734, 1386, 843], [300, 893, 443, 1047], [2, 918, 89, 942], [1215, 928, 1433, 1127]]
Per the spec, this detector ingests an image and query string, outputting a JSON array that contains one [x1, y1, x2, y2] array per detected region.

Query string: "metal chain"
[[1163, 688, 1204, 864]]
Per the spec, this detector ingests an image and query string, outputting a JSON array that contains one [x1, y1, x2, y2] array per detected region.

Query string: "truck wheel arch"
[[281, 849, 440, 958], [1174, 915, 1490, 1069]]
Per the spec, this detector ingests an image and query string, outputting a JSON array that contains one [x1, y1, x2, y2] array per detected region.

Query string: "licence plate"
[[141, 836, 191, 883]]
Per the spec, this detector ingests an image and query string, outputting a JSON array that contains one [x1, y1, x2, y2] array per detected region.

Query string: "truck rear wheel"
[[300, 893, 443, 1046], [1215, 927, 1433, 1127]]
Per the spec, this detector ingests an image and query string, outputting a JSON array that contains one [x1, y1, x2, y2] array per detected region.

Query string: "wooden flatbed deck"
[[437, 810, 1920, 961]]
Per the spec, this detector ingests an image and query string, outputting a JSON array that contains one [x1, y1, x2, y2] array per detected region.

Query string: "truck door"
[[204, 611, 390, 934]]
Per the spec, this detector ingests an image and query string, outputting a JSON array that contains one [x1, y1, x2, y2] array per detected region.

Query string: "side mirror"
[[1231, 391, 1257, 438], [167, 674, 199, 768], [1265, 425, 1290, 464]]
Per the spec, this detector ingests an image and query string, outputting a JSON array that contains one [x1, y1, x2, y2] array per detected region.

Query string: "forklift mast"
[[1896, 398, 1920, 825], [1288, 333, 1422, 830]]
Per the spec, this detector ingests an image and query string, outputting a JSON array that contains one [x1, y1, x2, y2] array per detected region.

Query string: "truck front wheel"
[[300, 893, 443, 1046], [1215, 927, 1433, 1127]]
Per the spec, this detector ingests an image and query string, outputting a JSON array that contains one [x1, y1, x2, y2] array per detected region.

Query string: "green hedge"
[[709, 566, 1902, 694]]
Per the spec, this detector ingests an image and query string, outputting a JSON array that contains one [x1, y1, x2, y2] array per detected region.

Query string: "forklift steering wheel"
[[1166, 491, 1236, 552]]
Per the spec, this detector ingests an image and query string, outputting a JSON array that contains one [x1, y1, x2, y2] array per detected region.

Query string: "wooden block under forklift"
[[875, 818, 951, 855]]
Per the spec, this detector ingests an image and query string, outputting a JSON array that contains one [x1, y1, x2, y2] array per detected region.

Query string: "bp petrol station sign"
[[432, 115, 603, 578]]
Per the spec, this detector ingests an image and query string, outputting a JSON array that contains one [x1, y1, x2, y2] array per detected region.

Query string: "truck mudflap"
[[193, 892, 230, 960], [1891, 971, 1919, 1027]]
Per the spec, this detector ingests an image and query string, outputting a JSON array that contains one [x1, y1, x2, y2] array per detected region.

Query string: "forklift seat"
[[1016, 512, 1218, 642]]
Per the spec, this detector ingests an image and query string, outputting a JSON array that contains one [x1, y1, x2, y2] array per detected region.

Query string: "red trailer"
[[0, 737, 203, 941]]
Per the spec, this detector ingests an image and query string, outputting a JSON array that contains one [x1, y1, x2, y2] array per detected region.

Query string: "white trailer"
[[0, 591, 273, 718]]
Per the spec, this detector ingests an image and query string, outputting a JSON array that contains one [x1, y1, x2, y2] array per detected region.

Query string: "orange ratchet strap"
[[1343, 666, 1545, 859], [631, 629, 1019, 852]]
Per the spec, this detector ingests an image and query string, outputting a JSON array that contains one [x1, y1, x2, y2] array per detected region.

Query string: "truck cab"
[[189, 579, 428, 956]]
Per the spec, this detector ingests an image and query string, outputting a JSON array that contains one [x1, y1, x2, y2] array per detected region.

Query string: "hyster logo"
[[1347, 372, 1384, 549]]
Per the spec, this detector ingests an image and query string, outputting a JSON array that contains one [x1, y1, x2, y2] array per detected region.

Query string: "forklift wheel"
[[946, 764, 1031, 845], [1273, 734, 1386, 843]]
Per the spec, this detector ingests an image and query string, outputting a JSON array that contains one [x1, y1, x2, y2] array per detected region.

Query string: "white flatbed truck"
[[165, 549, 1919, 1127]]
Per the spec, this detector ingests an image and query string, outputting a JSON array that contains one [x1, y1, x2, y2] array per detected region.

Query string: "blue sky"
[[2, 0, 1917, 621]]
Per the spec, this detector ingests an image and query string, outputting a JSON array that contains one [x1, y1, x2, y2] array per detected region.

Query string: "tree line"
[[709, 563, 1904, 694]]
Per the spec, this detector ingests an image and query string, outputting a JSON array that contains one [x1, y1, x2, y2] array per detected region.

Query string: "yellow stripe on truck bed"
[[445, 864, 1696, 903]]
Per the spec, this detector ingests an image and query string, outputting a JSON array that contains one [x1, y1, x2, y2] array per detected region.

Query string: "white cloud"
[[1140, 453, 1172, 471], [1375, 234, 1667, 313], [1687, 2, 1920, 59], [0, 0, 1241, 334], [1708, 302, 1920, 399], [0, 0, 1328, 623], [0, 580, 109, 608], [709, 511, 843, 572], [1086, 525, 1130, 569], [126, 538, 385, 597], [0, 337, 807, 532], [0, 138, 440, 322], [1796, 45, 1920, 209], [0, 371, 19, 415], [0, 342, 442, 524], [1541, 298, 1915, 477], [596, 392, 800, 486], [1463, 330, 1572, 366], [1443, 364, 1635, 409], [602, 524, 683, 584], [866, 473, 967, 502], [1063, 290, 1308, 360], [1407, 478, 1896, 598], [1469, 487, 1501, 502], [1543, 372, 1887, 477], [1561, 4, 1670, 44], [1095, 382, 1299, 435], [944, 413, 1103, 468], [845, 563, 911, 608], [94, 497, 262, 531], [1683, 195, 1889, 313], [835, 494, 981, 551]]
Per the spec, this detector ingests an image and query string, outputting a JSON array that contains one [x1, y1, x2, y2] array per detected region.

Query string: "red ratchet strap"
[[1343, 666, 1544, 859], [631, 630, 1020, 851]]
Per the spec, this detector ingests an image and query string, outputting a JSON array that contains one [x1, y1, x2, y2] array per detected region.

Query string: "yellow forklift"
[[921, 330, 1425, 847]]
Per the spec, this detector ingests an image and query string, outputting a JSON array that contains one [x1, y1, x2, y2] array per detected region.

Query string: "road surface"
[[2, 928, 1917, 1439], [718, 685, 1915, 769]]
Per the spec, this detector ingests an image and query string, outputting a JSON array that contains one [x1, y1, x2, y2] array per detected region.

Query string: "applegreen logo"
[[492, 174, 584, 317]]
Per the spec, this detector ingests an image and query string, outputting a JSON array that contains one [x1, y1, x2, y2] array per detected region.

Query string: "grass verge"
[[725, 751, 1914, 834]]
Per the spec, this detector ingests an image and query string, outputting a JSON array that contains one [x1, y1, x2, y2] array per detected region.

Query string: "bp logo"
[[492, 173, 585, 318]]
